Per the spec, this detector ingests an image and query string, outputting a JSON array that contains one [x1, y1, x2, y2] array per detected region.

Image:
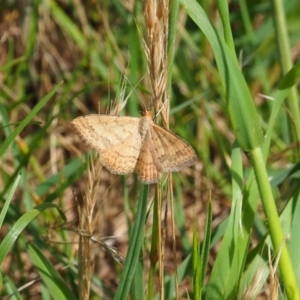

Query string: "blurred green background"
[[1, 0, 300, 299]]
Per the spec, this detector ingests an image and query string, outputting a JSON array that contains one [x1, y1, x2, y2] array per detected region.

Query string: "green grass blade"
[[206, 143, 245, 298], [163, 254, 192, 299], [27, 243, 76, 300], [264, 61, 300, 156], [0, 82, 63, 157], [0, 102, 13, 138], [0, 56, 26, 72], [148, 186, 159, 300], [0, 174, 21, 229], [0, 203, 64, 266], [192, 219, 201, 299], [238, 253, 269, 299], [272, 0, 300, 143], [49, 0, 86, 51], [34, 158, 85, 198], [174, 175, 191, 254], [190, 201, 212, 298], [279, 60, 300, 89], [250, 147, 299, 299], [286, 188, 300, 288], [167, 0, 179, 93], [180, 0, 263, 151], [2, 274, 23, 299], [216, 0, 235, 53], [130, 249, 145, 300], [200, 200, 212, 291], [114, 184, 149, 300]]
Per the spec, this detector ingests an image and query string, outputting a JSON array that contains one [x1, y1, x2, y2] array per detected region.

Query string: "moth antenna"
[[122, 74, 149, 111]]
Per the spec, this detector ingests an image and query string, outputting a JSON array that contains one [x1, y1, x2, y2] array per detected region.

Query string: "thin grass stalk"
[[144, 0, 171, 299], [219, 0, 299, 295], [271, 0, 300, 145], [200, 200, 212, 293], [148, 186, 160, 300], [181, 1, 297, 297], [114, 184, 149, 300], [0, 174, 21, 229], [238, 0, 270, 91], [169, 176, 179, 298], [0, 83, 62, 157], [216, 0, 235, 54], [144, 0, 169, 123], [130, 248, 145, 299], [192, 223, 201, 300], [165, 5, 181, 298], [161, 191, 168, 300], [158, 185, 164, 300], [166, 0, 179, 107], [78, 155, 102, 300], [250, 147, 299, 300]]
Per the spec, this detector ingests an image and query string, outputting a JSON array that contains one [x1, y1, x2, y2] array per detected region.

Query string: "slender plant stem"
[[148, 186, 160, 300], [114, 184, 149, 300], [216, 0, 235, 54], [250, 147, 299, 300], [271, 0, 300, 145], [167, 0, 179, 98]]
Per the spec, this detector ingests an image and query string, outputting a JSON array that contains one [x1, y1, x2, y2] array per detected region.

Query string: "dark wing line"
[[100, 132, 142, 174], [150, 123, 197, 172]]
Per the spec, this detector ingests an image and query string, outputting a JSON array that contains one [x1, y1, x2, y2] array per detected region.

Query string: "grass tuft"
[[1, 1, 300, 299]]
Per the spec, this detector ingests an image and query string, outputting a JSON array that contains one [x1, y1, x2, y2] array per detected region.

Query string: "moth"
[[71, 110, 196, 184]]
